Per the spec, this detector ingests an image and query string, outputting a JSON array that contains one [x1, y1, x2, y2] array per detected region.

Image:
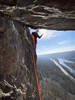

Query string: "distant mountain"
[[37, 50, 75, 60]]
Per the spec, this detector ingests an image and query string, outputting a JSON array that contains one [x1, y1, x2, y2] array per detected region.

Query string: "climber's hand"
[[41, 33, 44, 37]]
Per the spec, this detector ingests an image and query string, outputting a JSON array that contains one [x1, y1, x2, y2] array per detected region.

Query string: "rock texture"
[[0, 14, 37, 100], [0, 0, 75, 30]]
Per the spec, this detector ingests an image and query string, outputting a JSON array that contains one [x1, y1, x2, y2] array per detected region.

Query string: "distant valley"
[[37, 51, 75, 100]]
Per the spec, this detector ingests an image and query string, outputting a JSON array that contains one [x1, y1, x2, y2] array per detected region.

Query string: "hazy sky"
[[29, 28, 75, 55]]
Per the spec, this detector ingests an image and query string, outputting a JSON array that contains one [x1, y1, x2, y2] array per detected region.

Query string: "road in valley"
[[50, 58, 75, 83]]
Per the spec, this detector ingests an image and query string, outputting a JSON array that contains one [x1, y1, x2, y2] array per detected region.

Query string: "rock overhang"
[[0, 0, 75, 30]]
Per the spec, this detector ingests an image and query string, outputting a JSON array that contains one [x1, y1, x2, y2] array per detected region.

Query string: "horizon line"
[[37, 49, 75, 56]]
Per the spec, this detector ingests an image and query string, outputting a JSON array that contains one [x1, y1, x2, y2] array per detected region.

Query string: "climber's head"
[[36, 29, 39, 33]]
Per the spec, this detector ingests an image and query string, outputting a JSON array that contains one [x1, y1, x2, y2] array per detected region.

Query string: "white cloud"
[[37, 46, 75, 55], [39, 29, 59, 39], [58, 41, 68, 45]]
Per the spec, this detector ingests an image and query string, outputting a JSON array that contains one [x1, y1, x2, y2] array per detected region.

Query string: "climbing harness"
[[24, 33, 41, 100]]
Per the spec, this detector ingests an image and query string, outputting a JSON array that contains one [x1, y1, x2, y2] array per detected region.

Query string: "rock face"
[[0, 14, 37, 100], [0, 0, 75, 30]]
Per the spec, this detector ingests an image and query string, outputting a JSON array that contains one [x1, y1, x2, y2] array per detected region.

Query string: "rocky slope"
[[0, 0, 75, 30], [0, 14, 37, 100]]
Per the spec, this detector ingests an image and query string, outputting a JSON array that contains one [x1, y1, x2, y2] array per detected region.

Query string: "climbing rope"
[[24, 33, 41, 100], [32, 50, 41, 100]]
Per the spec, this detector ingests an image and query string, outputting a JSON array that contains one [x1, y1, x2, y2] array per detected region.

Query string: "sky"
[[29, 28, 75, 55]]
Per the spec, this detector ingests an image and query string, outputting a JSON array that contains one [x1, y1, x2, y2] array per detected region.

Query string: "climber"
[[31, 29, 43, 49]]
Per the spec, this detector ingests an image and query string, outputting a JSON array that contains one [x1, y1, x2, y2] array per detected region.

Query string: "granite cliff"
[[0, 15, 37, 100]]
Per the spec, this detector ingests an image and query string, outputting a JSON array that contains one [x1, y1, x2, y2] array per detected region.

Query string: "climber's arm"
[[37, 33, 43, 39]]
